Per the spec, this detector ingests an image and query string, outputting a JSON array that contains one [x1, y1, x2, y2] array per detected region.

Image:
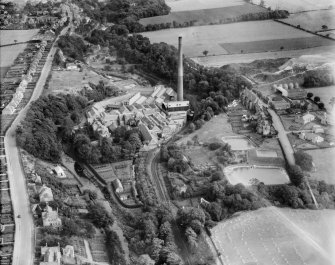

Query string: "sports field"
[[211, 207, 335, 265], [280, 9, 335, 32], [142, 20, 334, 58], [252, 0, 334, 13], [139, 3, 266, 26], [165, 0, 244, 12]]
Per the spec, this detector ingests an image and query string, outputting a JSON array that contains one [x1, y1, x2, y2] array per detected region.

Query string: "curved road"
[[5, 24, 71, 265]]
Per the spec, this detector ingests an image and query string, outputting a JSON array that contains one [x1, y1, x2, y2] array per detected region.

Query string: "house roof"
[[54, 165, 64, 175]]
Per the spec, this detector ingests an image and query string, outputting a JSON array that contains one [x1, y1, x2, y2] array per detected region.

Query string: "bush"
[[294, 151, 313, 172], [208, 142, 222, 150]]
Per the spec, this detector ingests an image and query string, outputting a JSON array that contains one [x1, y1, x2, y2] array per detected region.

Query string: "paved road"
[[268, 108, 295, 166], [5, 24, 70, 265]]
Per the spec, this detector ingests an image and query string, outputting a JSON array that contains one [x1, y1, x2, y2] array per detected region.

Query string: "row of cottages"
[[2, 40, 48, 114], [299, 132, 324, 143]]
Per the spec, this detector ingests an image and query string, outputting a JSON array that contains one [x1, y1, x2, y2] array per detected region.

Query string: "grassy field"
[[304, 85, 335, 111], [222, 36, 334, 54], [252, 0, 333, 13], [139, 3, 266, 26], [279, 9, 335, 32], [142, 20, 332, 58], [165, 0, 244, 12], [44, 69, 109, 95], [306, 148, 335, 184], [0, 29, 39, 46], [177, 113, 237, 145], [211, 207, 335, 265]]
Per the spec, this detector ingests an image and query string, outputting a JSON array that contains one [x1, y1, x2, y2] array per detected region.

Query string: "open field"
[[177, 113, 237, 145], [44, 68, 109, 95], [211, 207, 335, 265], [306, 148, 335, 184], [139, 3, 266, 26], [0, 29, 39, 46], [192, 45, 335, 66], [304, 85, 335, 111], [222, 36, 334, 54], [142, 21, 334, 58], [279, 9, 335, 32], [252, 0, 334, 13], [165, 0, 244, 12]]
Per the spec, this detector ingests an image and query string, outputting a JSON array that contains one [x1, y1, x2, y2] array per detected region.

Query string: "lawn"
[[211, 207, 335, 265], [306, 148, 335, 184], [142, 20, 331, 57], [252, 0, 333, 13], [280, 9, 335, 32], [139, 3, 266, 26], [165, 0, 244, 12]]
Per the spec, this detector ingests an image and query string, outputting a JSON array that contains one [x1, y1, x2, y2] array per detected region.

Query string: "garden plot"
[[165, 0, 244, 12], [279, 9, 335, 32], [211, 207, 335, 265], [252, 0, 333, 13], [142, 20, 331, 57]]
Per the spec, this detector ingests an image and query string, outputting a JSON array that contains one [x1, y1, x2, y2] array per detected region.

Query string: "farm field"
[[222, 36, 334, 54], [306, 148, 335, 184], [0, 29, 39, 46], [304, 85, 335, 111], [192, 45, 335, 66], [252, 0, 334, 13], [165, 0, 244, 12], [139, 3, 266, 26], [142, 21, 334, 58], [211, 207, 335, 265], [279, 9, 335, 32]]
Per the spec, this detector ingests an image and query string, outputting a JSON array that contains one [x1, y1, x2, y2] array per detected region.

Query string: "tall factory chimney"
[[177, 36, 183, 101]]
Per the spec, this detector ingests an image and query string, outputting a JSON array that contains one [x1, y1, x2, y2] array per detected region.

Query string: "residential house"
[[42, 205, 62, 227], [39, 185, 54, 203], [312, 125, 324, 134], [300, 132, 324, 143], [295, 113, 315, 124], [66, 63, 79, 71], [40, 245, 61, 265], [62, 245, 76, 264], [53, 165, 66, 178], [112, 179, 124, 193]]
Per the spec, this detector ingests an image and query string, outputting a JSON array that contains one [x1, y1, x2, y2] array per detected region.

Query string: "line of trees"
[[141, 10, 289, 33]]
